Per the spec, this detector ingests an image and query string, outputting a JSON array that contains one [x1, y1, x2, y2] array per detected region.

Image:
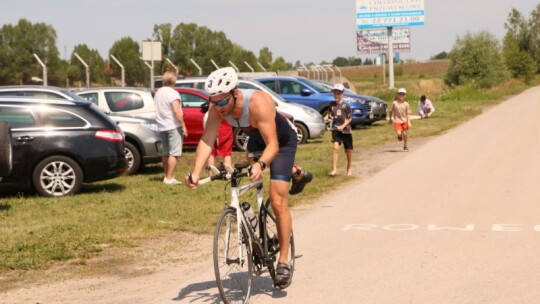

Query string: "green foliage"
[[439, 83, 500, 101], [0, 19, 63, 85], [271, 56, 292, 71], [258, 47, 273, 69], [109, 37, 147, 86], [69, 44, 105, 86], [445, 31, 509, 88], [431, 51, 448, 60]]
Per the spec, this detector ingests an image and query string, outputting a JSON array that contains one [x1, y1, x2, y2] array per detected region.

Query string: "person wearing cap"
[[185, 67, 312, 289], [388, 88, 412, 151], [418, 95, 435, 119], [328, 83, 353, 176]]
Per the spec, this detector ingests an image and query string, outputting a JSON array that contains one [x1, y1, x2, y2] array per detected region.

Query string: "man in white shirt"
[[418, 95, 435, 119], [154, 71, 188, 185]]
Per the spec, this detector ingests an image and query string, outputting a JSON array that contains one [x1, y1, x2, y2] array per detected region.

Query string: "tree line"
[[1, 4, 539, 89], [0, 20, 295, 87]]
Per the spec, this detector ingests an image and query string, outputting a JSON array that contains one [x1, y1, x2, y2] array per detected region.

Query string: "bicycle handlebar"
[[192, 162, 252, 186]]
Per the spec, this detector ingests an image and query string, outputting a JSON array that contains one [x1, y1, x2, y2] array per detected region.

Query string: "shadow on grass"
[[78, 183, 125, 194], [0, 203, 11, 212]]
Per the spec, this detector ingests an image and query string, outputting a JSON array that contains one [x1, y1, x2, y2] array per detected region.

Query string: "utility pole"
[[244, 61, 255, 72], [190, 59, 202, 75], [74, 52, 90, 88], [33, 54, 47, 86], [166, 58, 179, 75], [110, 55, 125, 87]]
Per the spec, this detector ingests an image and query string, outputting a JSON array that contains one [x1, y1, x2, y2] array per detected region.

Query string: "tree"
[[502, 8, 537, 83], [0, 19, 63, 85], [445, 31, 509, 88], [529, 4, 540, 71], [169, 23, 234, 75], [109, 37, 147, 86], [258, 47, 273, 69], [333, 57, 349, 67], [271, 56, 292, 72], [431, 51, 448, 60], [69, 44, 105, 86], [153, 23, 173, 74]]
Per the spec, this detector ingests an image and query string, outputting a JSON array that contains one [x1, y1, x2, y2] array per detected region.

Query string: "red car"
[[161, 87, 295, 149]]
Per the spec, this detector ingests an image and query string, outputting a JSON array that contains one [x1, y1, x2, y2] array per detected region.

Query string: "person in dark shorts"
[[184, 67, 312, 288], [328, 84, 353, 177]]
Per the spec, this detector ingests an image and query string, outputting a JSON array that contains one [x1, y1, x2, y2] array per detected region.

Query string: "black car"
[[0, 97, 127, 197]]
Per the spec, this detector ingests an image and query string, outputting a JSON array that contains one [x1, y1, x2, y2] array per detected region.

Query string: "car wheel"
[[0, 121, 13, 177], [294, 123, 308, 145], [124, 141, 141, 175], [233, 128, 249, 151], [32, 156, 83, 197]]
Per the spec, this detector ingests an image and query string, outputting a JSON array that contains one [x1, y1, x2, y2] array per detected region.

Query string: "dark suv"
[[0, 97, 126, 197]]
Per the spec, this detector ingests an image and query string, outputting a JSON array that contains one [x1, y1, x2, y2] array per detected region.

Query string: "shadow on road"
[[172, 275, 288, 303]]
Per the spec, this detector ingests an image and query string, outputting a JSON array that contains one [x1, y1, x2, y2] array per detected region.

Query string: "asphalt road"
[[155, 85, 540, 304]]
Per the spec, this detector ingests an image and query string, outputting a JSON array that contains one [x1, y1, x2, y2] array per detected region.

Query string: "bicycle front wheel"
[[213, 207, 253, 304]]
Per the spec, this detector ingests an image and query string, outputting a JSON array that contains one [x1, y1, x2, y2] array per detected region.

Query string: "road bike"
[[197, 162, 296, 304]]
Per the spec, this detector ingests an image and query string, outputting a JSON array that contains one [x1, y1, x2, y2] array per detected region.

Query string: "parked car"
[[108, 114, 162, 175], [0, 97, 126, 197], [0, 86, 162, 174], [254, 76, 387, 126], [74, 87, 156, 118], [174, 77, 326, 145], [0, 121, 12, 178]]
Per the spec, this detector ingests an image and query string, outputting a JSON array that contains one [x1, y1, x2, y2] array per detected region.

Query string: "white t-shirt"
[[418, 98, 435, 115], [154, 86, 182, 131]]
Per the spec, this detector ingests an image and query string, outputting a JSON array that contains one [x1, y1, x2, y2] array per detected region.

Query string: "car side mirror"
[[200, 102, 209, 113], [300, 89, 312, 97]]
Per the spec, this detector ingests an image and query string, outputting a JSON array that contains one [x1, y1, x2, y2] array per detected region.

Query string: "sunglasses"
[[209, 94, 231, 107]]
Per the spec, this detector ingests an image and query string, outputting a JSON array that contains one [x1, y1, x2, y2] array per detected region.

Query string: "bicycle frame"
[[200, 163, 263, 267]]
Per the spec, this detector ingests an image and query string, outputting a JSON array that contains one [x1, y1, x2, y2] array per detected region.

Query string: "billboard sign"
[[357, 28, 410, 54], [356, 0, 425, 29]]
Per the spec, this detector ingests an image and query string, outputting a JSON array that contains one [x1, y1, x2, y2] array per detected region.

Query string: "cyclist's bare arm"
[[186, 108, 222, 189], [248, 91, 279, 182]]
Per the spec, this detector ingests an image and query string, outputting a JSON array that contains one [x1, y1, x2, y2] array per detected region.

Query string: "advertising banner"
[[357, 28, 410, 54], [356, 0, 425, 29]]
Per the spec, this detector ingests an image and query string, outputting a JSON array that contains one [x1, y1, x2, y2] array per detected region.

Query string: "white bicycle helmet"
[[205, 67, 238, 96]]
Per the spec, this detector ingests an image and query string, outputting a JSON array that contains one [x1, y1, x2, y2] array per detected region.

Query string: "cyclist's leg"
[[268, 179, 292, 264]]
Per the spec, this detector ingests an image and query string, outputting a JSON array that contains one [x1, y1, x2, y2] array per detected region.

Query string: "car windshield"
[[241, 79, 289, 103], [296, 78, 332, 93]]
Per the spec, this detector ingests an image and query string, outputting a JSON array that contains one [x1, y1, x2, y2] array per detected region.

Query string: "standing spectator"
[[154, 71, 188, 185], [328, 84, 353, 177], [388, 88, 412, 151], [204, 111, 233, 170], [418, 95, 435, 118]]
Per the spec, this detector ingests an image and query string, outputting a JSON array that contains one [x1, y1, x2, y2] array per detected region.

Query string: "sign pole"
[[387, 27, 394, 89]]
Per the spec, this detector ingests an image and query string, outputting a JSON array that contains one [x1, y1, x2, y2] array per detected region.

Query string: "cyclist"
[[185, 67, 312, 288]]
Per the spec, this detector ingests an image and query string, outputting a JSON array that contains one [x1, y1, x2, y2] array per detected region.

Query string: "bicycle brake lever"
[[206, 165, 220, 175], [223, 163, 234, 174]]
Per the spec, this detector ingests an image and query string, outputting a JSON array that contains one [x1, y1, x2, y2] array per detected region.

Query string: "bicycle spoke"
[[214, 208, 253, 304]]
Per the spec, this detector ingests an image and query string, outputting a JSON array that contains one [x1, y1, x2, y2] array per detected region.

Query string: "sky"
[[2, 1, 539, 67]]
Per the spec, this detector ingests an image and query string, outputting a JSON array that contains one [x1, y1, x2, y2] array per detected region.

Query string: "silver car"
[[174, 77, 326, 145]]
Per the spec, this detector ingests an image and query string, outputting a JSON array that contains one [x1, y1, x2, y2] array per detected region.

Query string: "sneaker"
[[163, 177, 181, 185], [289, 170, 313, 195], [397, 134, 403, 141], [274, 262, 292, 289]]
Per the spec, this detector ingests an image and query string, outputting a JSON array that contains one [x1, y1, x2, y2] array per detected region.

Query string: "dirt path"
[[0, 131, 434, 303]]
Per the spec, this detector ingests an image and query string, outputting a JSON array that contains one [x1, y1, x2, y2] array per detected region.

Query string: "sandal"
[[274, 262, 292, 289]]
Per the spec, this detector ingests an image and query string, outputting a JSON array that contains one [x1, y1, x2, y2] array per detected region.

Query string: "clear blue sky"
[[2, 0, 539, 65]]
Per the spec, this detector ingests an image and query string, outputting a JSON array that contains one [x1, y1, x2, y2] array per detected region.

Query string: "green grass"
[[0, 75, 537, 282]]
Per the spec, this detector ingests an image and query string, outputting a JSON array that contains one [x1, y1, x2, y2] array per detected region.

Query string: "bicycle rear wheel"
[[213, 207, 253, 304], [261, 198, 295, 289]]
